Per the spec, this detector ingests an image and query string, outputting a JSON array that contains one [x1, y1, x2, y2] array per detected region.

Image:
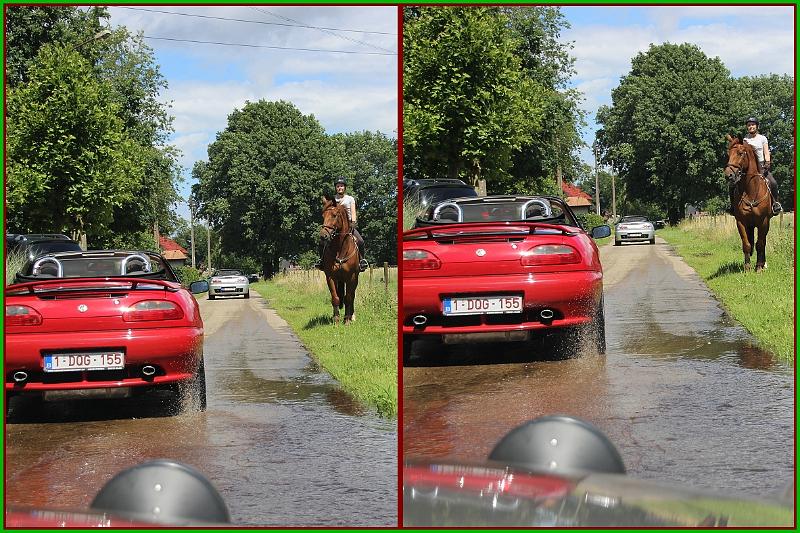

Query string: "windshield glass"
[[19, 252, 170, 280], [620, 216, 648, 223], [215, 270, 243, 276], [420, 187, 477, 206]]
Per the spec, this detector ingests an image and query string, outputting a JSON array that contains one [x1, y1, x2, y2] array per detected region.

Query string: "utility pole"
[[611, 172, 617, 221], [593, 141, 601, 216], [188, 196, 196, 269], [206, 221, 212, 274]]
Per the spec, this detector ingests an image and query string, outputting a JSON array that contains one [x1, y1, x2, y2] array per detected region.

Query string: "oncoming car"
[[5, 250, 208, 414], [208, 269, 250, 300], [402, 196, 611, 362], [614, 216, 655, 245]]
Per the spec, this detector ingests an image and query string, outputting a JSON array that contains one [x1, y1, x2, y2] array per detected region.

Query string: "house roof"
[[159, 236, 187, 254], [561, 182, 592, 201], [162, 249, 188, 261], [566, 197, 592, 207]]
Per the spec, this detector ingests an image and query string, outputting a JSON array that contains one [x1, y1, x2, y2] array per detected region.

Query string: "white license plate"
[[44, 352, 125, 372], [443, 296, 523, 315], [220, 287, 236, 292]]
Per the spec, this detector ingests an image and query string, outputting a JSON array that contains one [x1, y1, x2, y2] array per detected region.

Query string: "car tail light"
[[521, 244, 581, 266], [123, 300, 184, 322], [6, 305, 43, 326], [403, 249, 442, 270]]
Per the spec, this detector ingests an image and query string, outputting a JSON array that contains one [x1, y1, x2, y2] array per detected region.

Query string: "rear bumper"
[[5, 327, 203, 392], [402, 271, 602, 337]]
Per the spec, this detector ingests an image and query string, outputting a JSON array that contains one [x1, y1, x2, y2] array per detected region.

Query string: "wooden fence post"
[[384, 262, 389, 298]]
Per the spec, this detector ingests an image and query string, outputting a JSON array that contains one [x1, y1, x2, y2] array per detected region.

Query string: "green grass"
[[658, 214, 794, 361], [253, 268, 398, 418]]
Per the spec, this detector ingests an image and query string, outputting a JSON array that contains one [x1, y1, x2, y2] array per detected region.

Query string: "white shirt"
[[335, 194, 356, 222], [744, 133, 768, 163]]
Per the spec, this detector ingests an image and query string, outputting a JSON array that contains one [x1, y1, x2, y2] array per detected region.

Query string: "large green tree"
[[403, 7, 544, 185], [596, 43, 735, 223], [729, 75, 794, 210], [7, 44, 141, 240], [195, 100, 338, 277], [500, 7, 585, 196], [5, 6, 181, 246], [331, 131, 398, 265]]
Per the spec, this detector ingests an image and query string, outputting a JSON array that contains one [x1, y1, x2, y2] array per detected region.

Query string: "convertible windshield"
[[418, 197, 577, 227], [15, 252, 172, 281]]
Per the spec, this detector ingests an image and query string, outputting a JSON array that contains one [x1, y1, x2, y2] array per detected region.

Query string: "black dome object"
[[90, 460, 230, 525], [489, 415, 626, 475]]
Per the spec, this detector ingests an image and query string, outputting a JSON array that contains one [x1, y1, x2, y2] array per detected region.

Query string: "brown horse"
[[319, 196, 360, 324], [724, 134, 772, 272]]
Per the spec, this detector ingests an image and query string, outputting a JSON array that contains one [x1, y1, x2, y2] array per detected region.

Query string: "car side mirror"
[[189, 280, 209, 294], [591, 225, 611, 239]]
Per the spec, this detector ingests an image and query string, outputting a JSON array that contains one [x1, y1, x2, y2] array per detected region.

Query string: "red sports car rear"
[[5, 251, 207, 413], [402, 196, 610, 361]]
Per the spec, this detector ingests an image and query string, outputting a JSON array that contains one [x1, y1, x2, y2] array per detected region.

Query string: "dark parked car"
[[403, 178, 478, 210], [6, 233, 83, 261]]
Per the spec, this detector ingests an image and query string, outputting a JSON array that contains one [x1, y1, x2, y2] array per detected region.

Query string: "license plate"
[[220, 287, 236, 292], [443, 295, 523, 315], [44, 352, 125, 372]]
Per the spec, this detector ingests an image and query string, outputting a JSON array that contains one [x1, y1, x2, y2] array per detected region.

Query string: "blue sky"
[[558, 5, 795, 168], [106, 6, 398, 219]]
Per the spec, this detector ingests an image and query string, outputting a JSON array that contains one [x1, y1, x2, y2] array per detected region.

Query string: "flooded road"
[[403, 237, 793, 497], [6, 293, 397, 526]]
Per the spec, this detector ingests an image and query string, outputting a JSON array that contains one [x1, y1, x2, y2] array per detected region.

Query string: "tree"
[[6, 44, 141, 242], [499, 7, 585, 196], [5, 5, 108, 88], [195, 100, 338, 277], [403, 7, 544, 186], [596, 43, 735, 224], [331, 131, 398, 265], [730, 75, 794, 210]]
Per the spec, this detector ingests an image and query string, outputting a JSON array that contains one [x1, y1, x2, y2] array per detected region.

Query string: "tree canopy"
[[597, 43, 794, 221], [403, 6, 584, 196], [5, 6, 181, 246], [194, 100, 397, 277]]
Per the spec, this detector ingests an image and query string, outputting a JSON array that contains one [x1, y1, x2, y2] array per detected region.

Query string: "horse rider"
[[318, 177, 369, 272], [732, 117, 781, 216]]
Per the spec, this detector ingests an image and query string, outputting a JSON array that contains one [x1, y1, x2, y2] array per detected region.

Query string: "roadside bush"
[[577, 212, 606, 230], [5, 249, 27, 285], [173, 265, 203, 286], [297, 250, 317, 271]]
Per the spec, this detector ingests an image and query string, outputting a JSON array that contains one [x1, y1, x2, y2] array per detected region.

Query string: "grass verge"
[[658, 214, 794, 362], [253, 267, 398, 418]]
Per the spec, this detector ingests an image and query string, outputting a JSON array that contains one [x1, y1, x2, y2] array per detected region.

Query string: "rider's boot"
[[768, 180, 782, 216], [358, 243, 368, 272], [772, 201, 782, 216]]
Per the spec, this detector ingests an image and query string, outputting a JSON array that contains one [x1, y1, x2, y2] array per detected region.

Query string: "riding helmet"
[[745, 117, 759, 126], [334, 177, 347, 186], [488, 415, 626, 476]]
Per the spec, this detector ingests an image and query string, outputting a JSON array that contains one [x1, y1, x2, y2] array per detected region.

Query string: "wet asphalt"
[[5, 293, 397, 526], [403, 237, 794, 498]]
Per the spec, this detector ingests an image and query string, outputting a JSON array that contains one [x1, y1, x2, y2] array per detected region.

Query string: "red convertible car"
[[5, 250, 208, 414], [402, 196, 611, 361]]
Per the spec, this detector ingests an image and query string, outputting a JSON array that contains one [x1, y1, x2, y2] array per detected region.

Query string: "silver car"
[[614, 215, 655, 245], [208, 269, 250, 299]]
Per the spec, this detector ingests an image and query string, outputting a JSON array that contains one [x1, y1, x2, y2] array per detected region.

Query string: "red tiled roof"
[[159, 236, 187, 254], [561, 182, 592, 200]]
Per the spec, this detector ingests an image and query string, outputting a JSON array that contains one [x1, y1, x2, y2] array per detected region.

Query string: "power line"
[[142, 35, 396, 56], [118, 6, 396, 36], [249, 6, 394, 54]]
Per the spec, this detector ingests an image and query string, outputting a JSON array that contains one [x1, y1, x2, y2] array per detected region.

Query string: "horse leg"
[[326, 276, 341, 324], [736, 221, 752, 272], [755, 220, 770, 272], [336, 281, 345, 309], [343, 274, 359, 324]]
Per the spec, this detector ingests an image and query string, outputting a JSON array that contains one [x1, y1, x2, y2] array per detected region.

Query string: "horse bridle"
[[725, 146, 746, 184], [321, 206, 358, 265]]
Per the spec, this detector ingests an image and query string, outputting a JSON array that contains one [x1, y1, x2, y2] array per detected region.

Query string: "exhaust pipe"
[[539, 309, 554, 320], [412, 315, 428, 326], [13, 371, 28, 383], [141, 365, 156, 377]]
